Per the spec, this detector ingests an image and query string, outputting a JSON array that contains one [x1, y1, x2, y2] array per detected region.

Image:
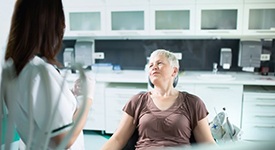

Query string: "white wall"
[[0, 0, 15, 64]]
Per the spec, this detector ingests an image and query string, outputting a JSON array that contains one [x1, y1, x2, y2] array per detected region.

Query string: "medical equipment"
[[209, 108, 242, 144], [1, 59, 89, 150]]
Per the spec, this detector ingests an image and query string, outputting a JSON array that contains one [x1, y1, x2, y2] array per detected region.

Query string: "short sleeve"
[[32, 64, 77, 136], [122, 92, 146, 125], [185, 93, 208, 130]]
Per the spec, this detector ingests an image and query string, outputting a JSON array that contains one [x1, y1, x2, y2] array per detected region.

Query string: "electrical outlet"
[[173, 52, 182, 60], [94, 52, 105, 59], [260, 54, 270, 61]]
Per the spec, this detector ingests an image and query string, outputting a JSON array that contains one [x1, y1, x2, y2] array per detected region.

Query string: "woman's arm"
[[101, 112, 136, 150], [50, 98, 92, 148], [51, 76, 95, 148], [193, 117, 216, 144]]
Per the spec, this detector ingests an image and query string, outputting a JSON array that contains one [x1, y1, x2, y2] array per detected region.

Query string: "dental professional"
[[1, 0, 95, 149]]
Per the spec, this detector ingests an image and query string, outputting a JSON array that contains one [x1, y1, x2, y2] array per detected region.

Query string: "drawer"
[[195, 84, 242, 93], [244, 94, 275, 102], [242, 124, 275, 141], [84, 115, 105, 130], [243, 101, 275, 114], [106, 108, 124, 118], [105, 117, 122, 134], [242, 113, 275, 124], [90, 105, 105, 114]]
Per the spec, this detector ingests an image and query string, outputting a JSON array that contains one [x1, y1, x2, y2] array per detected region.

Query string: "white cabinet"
[[150, 0, 195, 5], [242, 86, 275, 141], [64, 7, 106, 37], [63, 0, 105, 7], [84, 82, 106, 131], [60, 0, 275, 38], [244, 0, 275, 3], [64, 74, 106, 131], [105, 83, 147, 134], [195, 4, 243, 36], [106, 0, 149, 6], [243, 4, 275, 37], [149, 5, 196, 36], [194, 84, 243, 127], [176, 83, 196, 95], [196, 0, 243, 4], [105, 5, 150, 36]]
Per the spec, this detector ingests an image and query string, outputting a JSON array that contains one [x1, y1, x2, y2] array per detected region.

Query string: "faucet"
[[213, 62, 218, 74]]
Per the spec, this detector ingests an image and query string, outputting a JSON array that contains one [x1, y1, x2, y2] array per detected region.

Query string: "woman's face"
[[148, 54, 176, 86]]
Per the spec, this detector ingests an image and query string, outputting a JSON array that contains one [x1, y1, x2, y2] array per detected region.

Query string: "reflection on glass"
[[249, 9, 275, 30], [201, 9, 237, 30], [155, 10, 190, 30], [111, 11, 144, 30], [70, 12, 101, 31]]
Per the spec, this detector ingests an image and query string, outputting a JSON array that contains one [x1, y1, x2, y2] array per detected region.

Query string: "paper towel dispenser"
[[238, 41, 262, 68], [74, 41, 93, 68]]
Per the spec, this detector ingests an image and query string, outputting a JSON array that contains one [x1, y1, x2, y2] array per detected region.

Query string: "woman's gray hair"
[[150, 49, 180, 69]]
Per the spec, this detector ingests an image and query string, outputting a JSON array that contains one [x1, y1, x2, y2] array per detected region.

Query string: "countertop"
[[61, 70, 275, 86]]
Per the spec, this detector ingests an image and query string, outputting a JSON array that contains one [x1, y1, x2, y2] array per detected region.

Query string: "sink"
[[197, 73, 235, 81]]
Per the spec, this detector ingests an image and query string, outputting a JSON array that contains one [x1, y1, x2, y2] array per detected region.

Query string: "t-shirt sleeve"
[[32, 64, 76, 137], [186, 93, 209, 130], [122, 92, 145, 125]]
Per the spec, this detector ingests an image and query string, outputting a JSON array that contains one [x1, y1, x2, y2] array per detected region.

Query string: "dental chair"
[[122, 76, 197, 150]]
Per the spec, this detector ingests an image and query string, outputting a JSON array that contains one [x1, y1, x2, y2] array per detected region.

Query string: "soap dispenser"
[[220, 48, 232, 70]]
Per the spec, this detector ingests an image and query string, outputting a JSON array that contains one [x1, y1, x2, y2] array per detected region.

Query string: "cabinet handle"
[[161, 31, 184, 34], [255, 30, 275, 33], [254, 125, 275, 128], [207, 87, 230, 90], [76, 33, 96, 36], [118, 31, 139, 35], [256, 98, 275, 101], [255, 115, 275, 118], [255, 104, 275, 107], [207, 31, 230, 33]]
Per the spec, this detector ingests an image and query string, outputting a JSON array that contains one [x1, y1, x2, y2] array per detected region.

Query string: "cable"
[[55, 63, 88, 150]]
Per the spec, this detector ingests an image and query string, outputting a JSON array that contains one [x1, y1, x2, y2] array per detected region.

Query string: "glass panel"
[[155, 10, 190, 30], [111, 11, 144, 30], [70, 12, 101, 31], [201, 9, 237, 30], [249, 9, 275, 30]]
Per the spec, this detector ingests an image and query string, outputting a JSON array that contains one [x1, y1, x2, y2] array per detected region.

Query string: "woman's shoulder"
[[129, 91, 149, 104], [179, 91, 205, 106]]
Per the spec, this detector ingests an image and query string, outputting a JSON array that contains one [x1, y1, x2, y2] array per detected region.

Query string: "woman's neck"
[[152, 86, 177, 97]]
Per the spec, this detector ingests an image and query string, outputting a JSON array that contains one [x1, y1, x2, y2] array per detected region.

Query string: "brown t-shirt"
[[123, 91, 208, 150]]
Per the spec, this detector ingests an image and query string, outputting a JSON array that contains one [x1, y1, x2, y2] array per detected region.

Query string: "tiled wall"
[[60, 39, 275, 73]]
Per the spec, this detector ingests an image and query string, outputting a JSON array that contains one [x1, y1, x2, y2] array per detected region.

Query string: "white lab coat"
[[1, 56, 84, 150]]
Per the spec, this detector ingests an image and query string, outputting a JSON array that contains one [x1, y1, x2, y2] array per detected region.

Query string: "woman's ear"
[[172, 67, 179, 77]]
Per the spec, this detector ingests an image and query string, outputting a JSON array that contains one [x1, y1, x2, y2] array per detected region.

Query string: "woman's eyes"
[[149, 62, 163, 68]]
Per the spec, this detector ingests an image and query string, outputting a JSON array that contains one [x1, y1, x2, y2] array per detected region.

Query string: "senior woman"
[[101, 49, 215, 150]]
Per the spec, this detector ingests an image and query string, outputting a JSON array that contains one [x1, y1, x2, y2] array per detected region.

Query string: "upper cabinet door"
[[196, 4, 243, 36], [150, 0, 195, 5], [244, 0, 275, 3], [106, 5, 149, 36], [196, 0, 243, 4], [243, 4, 275, 37], [64, 7, 106, 37], [63, 0, 105, 7], [149, 5, 195, 36], [106, 0, 149, 6]]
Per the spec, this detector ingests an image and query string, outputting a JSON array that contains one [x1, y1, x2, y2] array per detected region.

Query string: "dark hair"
[[5, 0, 65, 75]]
